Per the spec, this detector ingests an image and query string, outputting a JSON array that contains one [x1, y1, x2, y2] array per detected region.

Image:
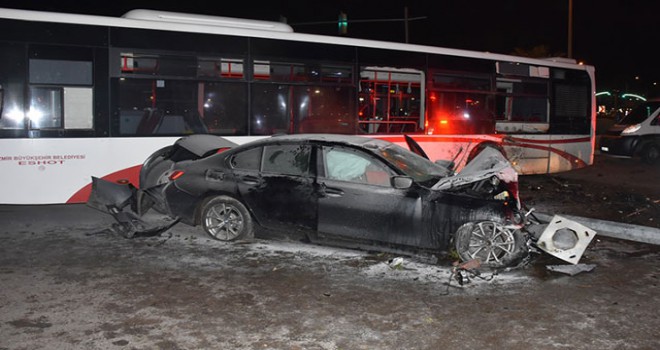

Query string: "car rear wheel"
[[454, 221, 527, 267], [200, 196, 253, 241]]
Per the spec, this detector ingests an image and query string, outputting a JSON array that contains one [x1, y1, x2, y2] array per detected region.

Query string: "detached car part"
[[535, 215, 596, 264]]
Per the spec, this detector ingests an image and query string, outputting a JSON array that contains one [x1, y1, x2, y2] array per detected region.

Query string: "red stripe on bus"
[[505, 136, 592, 144], [503, 141, 588, 168], [377, 134, 591, 145], [66, 165, 142, 204]]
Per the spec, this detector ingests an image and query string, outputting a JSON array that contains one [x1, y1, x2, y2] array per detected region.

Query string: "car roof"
[[245, 134, 391, 149]]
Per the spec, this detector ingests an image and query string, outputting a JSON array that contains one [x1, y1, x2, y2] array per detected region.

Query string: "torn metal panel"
[[536, 215, 597, 264], [86, 176, 135, 214], [87, 177, 177, 238]]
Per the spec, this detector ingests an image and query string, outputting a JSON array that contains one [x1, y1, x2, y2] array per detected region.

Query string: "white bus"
[[0, 8, 596, 205]]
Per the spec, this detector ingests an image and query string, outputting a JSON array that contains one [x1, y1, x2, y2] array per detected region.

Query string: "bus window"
[[494, 79, 549, 133], [293, 85, 356, 134], [549, 69, 591, 134], [250, 84, 356, 135], [118, 78, 247, 136], [250, 84, 290, 135], [28, 87, 63, 129], [202, 82, 247, 135], [28, 58, 94, 131], [359, 68, 424, 134], [250, 59, 355, 135], [427, 73, 495, 135]]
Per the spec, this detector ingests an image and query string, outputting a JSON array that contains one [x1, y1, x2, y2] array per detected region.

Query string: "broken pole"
[[533, 212, 660, 246]]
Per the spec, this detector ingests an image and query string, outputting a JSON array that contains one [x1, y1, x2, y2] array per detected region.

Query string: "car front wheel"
[[454, 221, 527, 268], [200, 196, 253, 241]]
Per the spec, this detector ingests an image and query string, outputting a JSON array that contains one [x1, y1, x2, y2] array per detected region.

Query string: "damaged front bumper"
[[87, 177, 178, 238]]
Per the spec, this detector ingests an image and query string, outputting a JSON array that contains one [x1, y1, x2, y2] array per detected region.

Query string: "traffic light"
[[338, 12, 347, 35]]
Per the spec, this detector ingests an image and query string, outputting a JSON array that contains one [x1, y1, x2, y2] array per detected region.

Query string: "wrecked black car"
[[89, 134, 530, 267]]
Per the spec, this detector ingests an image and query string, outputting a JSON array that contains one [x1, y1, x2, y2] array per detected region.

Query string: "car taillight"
[[169, 170, 185, 181], [216, 147, 231, 154]]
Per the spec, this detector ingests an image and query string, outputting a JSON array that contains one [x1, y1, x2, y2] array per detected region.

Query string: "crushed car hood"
[[432, 147, 518, 191]]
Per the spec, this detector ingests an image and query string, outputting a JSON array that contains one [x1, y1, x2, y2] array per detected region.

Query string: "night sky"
[[0, 0, 657, 97]]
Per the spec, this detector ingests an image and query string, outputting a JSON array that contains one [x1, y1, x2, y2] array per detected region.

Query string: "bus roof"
[[0, 7, 592, 72]]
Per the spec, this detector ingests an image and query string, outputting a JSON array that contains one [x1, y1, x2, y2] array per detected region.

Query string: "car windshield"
[[619, 101, 660, 125], [371, 143, 451, 184]]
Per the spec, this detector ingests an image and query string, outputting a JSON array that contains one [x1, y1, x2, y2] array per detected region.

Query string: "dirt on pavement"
[[521, 154, 660, 229], [0, 154, 658, 350]]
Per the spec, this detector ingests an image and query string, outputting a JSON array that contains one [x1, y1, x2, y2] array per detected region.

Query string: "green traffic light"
[[338, 12, 347, 35]]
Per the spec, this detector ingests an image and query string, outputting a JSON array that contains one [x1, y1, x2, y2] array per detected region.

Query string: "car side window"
[[262, 144, 311, 176], [230, 147, 262, 170], [322, 147, 391, 186]]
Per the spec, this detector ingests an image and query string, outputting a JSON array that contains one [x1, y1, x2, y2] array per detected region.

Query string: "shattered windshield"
[[618, 101, 660, 125], [372, 143, 451, 184]]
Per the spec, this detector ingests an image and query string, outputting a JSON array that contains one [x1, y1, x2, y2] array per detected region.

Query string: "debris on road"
[[534, 215, 597, 264], [387, 257, 404, 270], [546, 264, 597, 276]]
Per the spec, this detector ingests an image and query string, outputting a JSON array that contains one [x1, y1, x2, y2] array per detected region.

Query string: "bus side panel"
[[546, 135, 592, 173], [0, 138, 177, 204]]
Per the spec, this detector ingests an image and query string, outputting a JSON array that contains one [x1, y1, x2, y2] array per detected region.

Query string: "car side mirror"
[[391, 175, 413, 189]]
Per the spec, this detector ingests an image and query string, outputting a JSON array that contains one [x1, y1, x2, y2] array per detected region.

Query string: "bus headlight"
[[621, 124, 641, 135]]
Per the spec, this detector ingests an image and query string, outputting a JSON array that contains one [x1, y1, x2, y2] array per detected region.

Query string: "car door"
[[232, 143, 316, 233], [316, 145, 424, 246]]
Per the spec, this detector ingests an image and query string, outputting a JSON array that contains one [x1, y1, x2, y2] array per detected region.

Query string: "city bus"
[[0, 7, 596, 205]]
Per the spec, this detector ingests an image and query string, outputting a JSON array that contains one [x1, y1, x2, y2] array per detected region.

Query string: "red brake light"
[[216, 147, 231, 154], [169, 170, 185, 181]]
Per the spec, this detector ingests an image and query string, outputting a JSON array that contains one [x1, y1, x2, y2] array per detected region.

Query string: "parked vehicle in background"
[[599, 99, 660, 164]]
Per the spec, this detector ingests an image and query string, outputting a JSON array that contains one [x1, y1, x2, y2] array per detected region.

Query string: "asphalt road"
[[0, 155, 659, 350]]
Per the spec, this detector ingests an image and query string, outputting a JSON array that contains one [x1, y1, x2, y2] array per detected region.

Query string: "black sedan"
[[89, 134, 529, 267]]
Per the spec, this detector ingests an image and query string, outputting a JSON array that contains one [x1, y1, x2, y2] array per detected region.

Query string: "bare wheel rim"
[[204, 202, 245, 241], [465, 221, 516, 264]]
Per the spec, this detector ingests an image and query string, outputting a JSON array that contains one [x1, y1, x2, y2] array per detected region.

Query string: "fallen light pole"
[[533, 212, 660, 246]]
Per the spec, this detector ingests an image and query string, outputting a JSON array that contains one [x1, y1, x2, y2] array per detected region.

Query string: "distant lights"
[[596, 91, 647, 102], [621, 93, 647, 101]]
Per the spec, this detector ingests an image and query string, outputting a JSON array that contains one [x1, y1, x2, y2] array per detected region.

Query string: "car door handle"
[[241, 175, 261, 185], [320, 184, 344, 197]]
